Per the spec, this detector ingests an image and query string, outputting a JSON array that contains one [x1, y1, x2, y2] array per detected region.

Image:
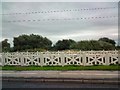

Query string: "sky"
[[1, 2, 119, 47]]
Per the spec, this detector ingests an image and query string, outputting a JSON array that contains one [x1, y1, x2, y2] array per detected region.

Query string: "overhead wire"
[[4, 16, 117, 23], [1, 7, 117, 15]]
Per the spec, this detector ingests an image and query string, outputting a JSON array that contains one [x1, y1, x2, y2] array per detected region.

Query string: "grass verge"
[[1, 65, 120, 71]]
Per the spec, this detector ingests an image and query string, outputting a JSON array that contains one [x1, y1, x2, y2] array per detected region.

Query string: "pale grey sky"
[[1, 2, 118, 46]]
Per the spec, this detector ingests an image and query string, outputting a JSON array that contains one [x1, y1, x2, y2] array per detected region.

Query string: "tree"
[[116, 45, 120, 50], [89, 40, 102, 50], [71, 40, 102, 51], [98, 37, 116, 46], [70, 40, 115, 51], [54, 39, 76, 50], [0, 39, 10, 52], [98, 41, 115, 50], [13, 34, 52, 51]]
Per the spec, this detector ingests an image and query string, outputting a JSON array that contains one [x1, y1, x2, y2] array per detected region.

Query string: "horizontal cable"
[[1, 7, 117, 15], [4, 16, 117, 23]]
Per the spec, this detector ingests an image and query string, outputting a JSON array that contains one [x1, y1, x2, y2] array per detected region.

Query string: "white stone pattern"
[[0, 51, 119, 66]]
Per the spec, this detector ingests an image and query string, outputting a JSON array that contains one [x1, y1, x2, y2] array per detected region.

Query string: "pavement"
[[1, 70, 119, 79]]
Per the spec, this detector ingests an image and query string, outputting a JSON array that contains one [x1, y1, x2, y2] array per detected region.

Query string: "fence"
[[0, 51, 119, 66]]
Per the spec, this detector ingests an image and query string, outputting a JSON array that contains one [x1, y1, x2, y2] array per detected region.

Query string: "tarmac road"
[[2, 80, 119, 88]]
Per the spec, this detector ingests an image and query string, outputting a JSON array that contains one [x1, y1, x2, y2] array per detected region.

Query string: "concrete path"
[[1, 71, 119, 79]]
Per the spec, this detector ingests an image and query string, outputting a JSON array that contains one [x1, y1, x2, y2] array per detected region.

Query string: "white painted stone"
[[0, 51, 119, 66]]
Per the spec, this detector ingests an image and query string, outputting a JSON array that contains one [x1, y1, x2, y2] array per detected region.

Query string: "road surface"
[[1, 70, 119, 89], [2, 80, 119, 88]]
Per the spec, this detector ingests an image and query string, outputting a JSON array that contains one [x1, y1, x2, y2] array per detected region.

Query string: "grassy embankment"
[[1, 65, 120, 71]]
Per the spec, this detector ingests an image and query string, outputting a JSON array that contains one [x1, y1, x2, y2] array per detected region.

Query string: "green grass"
[[1, 65, 120, 71]]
